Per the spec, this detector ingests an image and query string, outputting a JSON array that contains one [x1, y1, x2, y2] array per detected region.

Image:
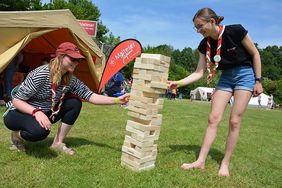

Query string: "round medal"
[[213, 55, 221, 62]]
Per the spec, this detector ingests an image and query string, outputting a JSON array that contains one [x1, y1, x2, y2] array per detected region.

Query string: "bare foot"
[[181, 161, 205, 170], [218, 163, 230, 177]]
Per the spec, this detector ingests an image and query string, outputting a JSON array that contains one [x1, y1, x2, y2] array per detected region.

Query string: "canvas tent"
[[230, 93, 272, 107], [0, 9, 105, 92], [190, 87, 215, 101]]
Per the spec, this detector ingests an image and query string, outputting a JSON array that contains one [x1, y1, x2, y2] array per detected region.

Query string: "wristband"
[[32, 108, 42, 117], [115, 98, 119, 104], [178, 80, 183, 87]]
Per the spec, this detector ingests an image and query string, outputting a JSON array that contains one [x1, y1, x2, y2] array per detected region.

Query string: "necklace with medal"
[[206, 25, 225, 84]]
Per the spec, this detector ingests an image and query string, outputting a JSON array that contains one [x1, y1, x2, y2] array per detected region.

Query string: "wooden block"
[[126, 123, 149, 136], [122, 145, 157, 158], [156, 98, 164, 105], [130, 94, 154, 104], [132, 74, 152, 81], [126, 123, 161, 141], [130, 88, 144, 96], [135, 144, 157, 153], [130, 132, 160, 142], [137, 114, 155, 121], [140, 58, 161, 65], [132, 83, 163, 94], [150, 81, 168, 90], [134, 63, 156, 70], [123, 141, 157, 153], [150, 114, 163, 126], [121, 152, 157, 164], [128, 102, 161, 116], [133, 79, 146, 85], [128, 110, 140, 118], [121, 158, 155, 172], [133, 69, 147, 75], [129, 99, 148, 109], [151, 108, 159, 115], [128, 105, 149, 115], [134, 63, 166, 74], [122, 146, 144, 158], [134, 57, 142, 63], [150, 75, 168, 83], [124, 135, 154, 148], [142, 92, 161, 99], [141, 53, 171, 63]]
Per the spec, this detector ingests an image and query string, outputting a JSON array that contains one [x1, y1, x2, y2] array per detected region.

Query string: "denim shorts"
[[216, 65, 255, 93]]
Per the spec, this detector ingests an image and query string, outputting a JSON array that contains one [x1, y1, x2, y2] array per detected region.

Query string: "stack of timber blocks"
[[121, 53, 170, 172]]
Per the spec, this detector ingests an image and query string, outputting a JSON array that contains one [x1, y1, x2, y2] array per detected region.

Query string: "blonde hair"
[[49, 55, 72, 85], [193, 8, 224, 25]]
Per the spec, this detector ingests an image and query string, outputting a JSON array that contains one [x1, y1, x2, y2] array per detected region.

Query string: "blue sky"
[[42, 0, 282, 50], [93, 0, 281, 50]]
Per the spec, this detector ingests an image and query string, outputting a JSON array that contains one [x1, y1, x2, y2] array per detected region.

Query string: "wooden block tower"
[[121, 53, 170, 171]]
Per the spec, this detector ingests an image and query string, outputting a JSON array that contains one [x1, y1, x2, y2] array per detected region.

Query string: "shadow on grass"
[[168, 144, 224, 165], [25, 137, 120, 159]]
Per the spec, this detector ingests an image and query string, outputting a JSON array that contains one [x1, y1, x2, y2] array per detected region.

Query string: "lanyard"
[[206, 25, 225, 84], [50, 83, 66, 121]]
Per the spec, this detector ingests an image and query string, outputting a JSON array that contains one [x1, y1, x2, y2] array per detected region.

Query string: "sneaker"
[[10, 131, 26, 152]]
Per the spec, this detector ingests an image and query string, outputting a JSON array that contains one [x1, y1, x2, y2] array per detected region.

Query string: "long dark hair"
[[193, 8, 224, 25]]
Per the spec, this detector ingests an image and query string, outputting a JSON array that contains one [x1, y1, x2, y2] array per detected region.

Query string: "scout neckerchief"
[[206, 25, 225, 84], [50, 83, 66, 121]]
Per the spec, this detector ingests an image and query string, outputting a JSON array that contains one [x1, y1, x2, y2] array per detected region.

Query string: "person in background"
[[257, 95, 262, 107], [171, 88, 177, 100], [2, 52, 24, 102], [3, 42, 129, 155], [267, 94, 273, 109], [168, 8, 263, 176], [107, 72, 125, 97]]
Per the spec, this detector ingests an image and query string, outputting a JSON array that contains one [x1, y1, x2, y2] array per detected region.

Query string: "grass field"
[[0, 100, 281, 188]]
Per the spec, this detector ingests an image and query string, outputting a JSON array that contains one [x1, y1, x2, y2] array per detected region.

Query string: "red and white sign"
[[78, 20, 97, 37]]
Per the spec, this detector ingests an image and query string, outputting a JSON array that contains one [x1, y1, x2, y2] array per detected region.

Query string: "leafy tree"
[[44, 0, 112, 43], [0, 0, 119, 45], [0, 0, 43, 10], [274, 79, 282, 104], [103, 32, 121, 46]]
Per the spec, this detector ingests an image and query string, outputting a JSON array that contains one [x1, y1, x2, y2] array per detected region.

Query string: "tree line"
[[140, 44, 282, 105], [1, 0, 281, 104]]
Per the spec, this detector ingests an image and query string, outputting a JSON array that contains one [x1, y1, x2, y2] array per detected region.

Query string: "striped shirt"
[[13, 65, 93, 112]]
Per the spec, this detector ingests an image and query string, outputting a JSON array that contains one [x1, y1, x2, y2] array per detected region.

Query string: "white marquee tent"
[[230, 93, 272, 107], [191, 87, 273, 108], [190, 87, 215, 101]]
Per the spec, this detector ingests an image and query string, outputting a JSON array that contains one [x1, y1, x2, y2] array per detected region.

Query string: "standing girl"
[[168, 8, 263, 176]]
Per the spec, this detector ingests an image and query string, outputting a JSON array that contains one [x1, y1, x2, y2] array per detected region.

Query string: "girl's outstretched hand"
[[118, 93, 130, 104], [167, 80, 179, 90]]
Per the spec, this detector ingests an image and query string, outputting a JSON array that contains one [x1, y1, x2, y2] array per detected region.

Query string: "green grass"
[[0, 100, 281, 188]]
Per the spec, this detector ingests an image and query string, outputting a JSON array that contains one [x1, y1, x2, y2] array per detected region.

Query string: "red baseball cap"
[[56, 42, 85, 59]]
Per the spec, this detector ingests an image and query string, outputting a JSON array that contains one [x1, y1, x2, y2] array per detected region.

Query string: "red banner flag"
[[98, 39, 142, 92]]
